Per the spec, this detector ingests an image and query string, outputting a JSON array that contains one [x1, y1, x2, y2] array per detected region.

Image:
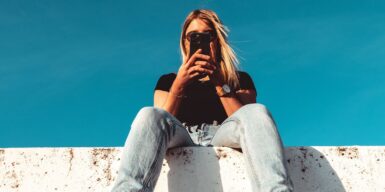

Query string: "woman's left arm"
[[215, 85, 257, 116]]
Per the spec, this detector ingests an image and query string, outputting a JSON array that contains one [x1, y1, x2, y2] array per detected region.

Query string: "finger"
[[189, 72, 202, 79], [188, 65, 214, 75], [194, 53, 211, 61], [194, 60, 209, 66], [190, 72, 209, 81], [188, 65, 204, 74], [194, 60, 217, 70], [185, 49, 202, 67]]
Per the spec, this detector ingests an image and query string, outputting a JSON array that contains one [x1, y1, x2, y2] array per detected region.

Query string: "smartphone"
[[189, 31, 211, 57], [188, 31, 211, 79]]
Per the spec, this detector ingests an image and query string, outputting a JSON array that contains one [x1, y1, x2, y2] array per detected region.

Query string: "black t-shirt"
[[154, 71, 256, 126]]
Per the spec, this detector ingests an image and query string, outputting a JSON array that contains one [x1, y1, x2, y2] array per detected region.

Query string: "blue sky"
[[1, 1, 384, 147]]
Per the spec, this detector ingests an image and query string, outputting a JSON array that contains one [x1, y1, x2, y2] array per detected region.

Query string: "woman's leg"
[[210, 103, 294, 192], [110, 106, 196, 192]]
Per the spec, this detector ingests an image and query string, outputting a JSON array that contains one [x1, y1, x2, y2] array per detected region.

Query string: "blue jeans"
[[110, 103, 294, 192]]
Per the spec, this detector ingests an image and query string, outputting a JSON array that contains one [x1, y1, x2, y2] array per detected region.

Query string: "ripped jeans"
[[110, 103, 294, 192]]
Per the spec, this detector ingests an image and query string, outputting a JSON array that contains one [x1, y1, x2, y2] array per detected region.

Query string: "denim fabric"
[[110, 103, 294, 192]]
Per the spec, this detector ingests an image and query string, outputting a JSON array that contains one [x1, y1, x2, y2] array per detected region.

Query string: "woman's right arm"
[[153, 49, 216, 116], [153, 80, 185, 116]]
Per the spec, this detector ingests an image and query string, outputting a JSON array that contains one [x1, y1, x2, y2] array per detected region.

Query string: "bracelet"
[[169, 91, 187, 99]]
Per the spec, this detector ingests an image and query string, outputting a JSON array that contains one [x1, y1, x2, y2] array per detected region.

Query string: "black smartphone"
[[188, 31, 211, 79], [189, 31, 211, 58]]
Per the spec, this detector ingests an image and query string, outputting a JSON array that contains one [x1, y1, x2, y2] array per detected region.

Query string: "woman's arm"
[[215, 85, 257, 116], [154, 81, 186, 116], [154, 49, 216, 116], [236, 89, 257, 104], [210, 70, 257, 116]]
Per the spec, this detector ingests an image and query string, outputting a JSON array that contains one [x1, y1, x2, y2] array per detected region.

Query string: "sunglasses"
[[185, 30, 217, 42]]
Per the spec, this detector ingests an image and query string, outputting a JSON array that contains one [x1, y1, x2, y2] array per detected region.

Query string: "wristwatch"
[[217, 84, 232, 97]]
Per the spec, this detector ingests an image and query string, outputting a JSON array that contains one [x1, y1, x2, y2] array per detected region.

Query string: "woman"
[[111, 9, 294, 192]]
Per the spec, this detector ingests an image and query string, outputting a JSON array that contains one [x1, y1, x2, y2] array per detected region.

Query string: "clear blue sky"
[[1, 1, 384, 147]]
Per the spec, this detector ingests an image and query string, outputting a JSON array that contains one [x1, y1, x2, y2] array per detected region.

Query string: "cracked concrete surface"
[[0, 146, 385, 192]]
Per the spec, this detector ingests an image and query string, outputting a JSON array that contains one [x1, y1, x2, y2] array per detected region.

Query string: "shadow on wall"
[[285, 147, 346, 192], [166, 146, 224, 192]]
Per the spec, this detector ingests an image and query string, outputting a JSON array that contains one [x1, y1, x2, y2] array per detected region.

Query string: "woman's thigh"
[[150, 107, 195, 148], [209, 118, 241, 149], [167, 119, 197, 149]]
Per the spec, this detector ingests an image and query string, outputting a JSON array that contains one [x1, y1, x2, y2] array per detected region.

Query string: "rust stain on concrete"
[[299, 147, 308, 159], [5, 166, 20, 189], [90, 148, 117, 184], [90, 148, 116, 167], [167, 148, 195, 165], [182, 148, 193, 157], [216, 148, 228, 160], [0, 149, 4, 162], [67, 148, 74, 175], [336, 147, 359, 159]]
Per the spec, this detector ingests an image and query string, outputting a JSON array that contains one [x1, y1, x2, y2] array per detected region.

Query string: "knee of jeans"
[[237, 103, 275, 128], [131, 106, 167, 129], [135, 106, 169, 123], [240, 103, 269, 115]]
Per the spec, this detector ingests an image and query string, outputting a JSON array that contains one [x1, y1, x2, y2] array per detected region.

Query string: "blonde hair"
[[180, 9, 240, 90]]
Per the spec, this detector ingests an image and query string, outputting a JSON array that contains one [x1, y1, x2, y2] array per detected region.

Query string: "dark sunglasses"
[[185, 31, 217, 42]]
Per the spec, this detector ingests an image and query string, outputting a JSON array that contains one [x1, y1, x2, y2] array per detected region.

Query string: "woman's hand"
[[173, 49, 217, 92]]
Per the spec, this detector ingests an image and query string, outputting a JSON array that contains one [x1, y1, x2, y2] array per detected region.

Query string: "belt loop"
[[213, 120, 218, 126]]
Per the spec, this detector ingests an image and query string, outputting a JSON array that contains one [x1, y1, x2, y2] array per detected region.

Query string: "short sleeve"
[[238, 71, 256, 91], [154, 73, 177, 91]]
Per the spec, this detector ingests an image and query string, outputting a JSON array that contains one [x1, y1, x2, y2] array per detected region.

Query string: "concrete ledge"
[[1, 146, 384, 192]]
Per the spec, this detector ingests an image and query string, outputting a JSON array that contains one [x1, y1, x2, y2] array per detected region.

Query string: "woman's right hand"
[[173, 49, 217, 91]]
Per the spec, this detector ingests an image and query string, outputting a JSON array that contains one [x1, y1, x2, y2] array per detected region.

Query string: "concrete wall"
[[1, 146, 384, 192]]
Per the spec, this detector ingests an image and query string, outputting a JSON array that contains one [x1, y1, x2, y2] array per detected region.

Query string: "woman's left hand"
[[208, 62, 225, 86]]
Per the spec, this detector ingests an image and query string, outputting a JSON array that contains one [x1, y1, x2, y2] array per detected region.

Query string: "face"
[[184, 19, 219, 65]]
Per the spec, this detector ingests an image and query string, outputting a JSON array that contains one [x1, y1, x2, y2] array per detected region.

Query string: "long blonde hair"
[[180, 9, 240, 90]]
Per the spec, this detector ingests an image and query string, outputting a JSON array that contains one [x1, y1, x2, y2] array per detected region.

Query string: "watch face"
[[223, 84, 231, 93]]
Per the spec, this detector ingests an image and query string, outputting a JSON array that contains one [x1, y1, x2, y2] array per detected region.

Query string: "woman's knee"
[[235, 103, 276, 127], [239, 103, 269, 115], [132, 106, 167, 127], [127, 107, 172, 146], [135, 106, 169, 123]]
